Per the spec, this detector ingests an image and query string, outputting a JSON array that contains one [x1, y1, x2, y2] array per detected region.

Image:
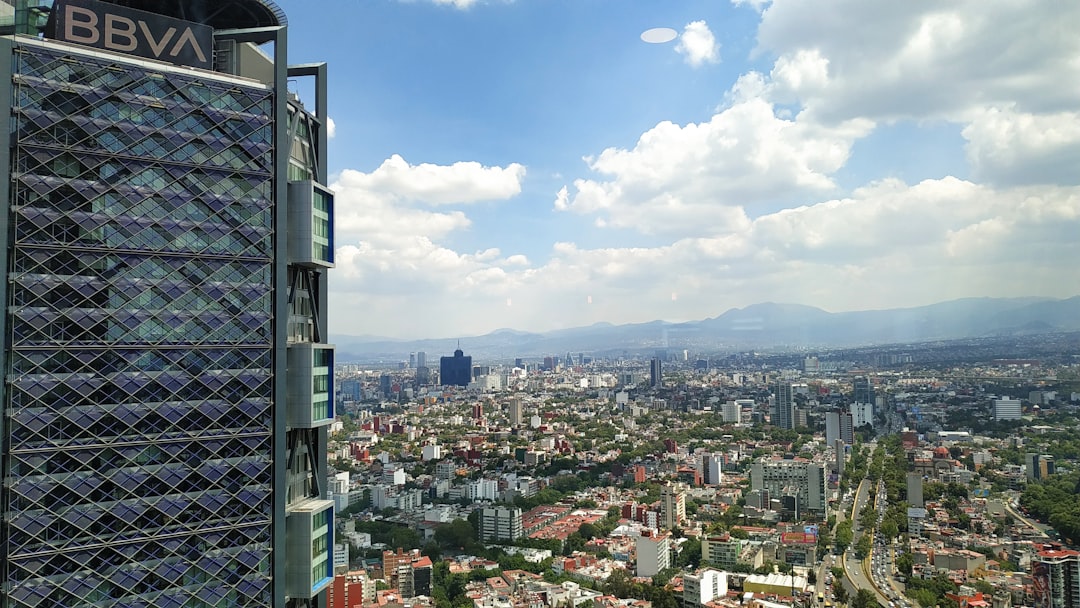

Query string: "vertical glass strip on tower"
[[2, 41, 275, 607]]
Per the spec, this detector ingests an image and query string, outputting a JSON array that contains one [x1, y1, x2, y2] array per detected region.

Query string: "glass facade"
[[2, 43, 275, 607]]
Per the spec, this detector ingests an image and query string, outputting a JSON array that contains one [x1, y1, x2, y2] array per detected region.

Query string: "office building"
[[1027, 453, 1057, 481], [650, 357, 663, 388], [440, 347, 472, 387], [840, 411, 855, 443], [994, 397, 1022, 421], [1032, 546, 1080, 608], [480, 506, 524, 542], [636, 529, 671, 577], [772, 380, 795, 429], [750, 458, 826, 515], [0, 1, 333, 606], [853, 375, 874, 408]]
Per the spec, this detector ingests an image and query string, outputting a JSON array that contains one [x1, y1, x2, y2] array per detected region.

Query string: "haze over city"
[[273, 0, 1080, 340]]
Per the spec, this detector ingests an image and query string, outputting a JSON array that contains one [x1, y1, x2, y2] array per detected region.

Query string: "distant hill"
[[332, 295, 1080, 361]]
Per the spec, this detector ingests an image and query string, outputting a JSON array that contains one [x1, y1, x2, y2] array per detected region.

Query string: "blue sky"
[[275, 0, 1080, 340]]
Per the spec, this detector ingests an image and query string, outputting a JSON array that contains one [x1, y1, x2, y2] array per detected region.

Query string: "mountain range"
[[332, 296, 1080, 362]]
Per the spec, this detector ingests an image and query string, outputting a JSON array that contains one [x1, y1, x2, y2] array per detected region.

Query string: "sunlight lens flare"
[[640, 27, 677, 44]]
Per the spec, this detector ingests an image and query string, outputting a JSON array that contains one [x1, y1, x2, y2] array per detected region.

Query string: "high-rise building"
[[480, 506, 524, 542], [440, 347, 472, 387], [636, 529, 671, 577], [994, 397, 1022, 421], [508, 397, 524, 426], [0, 2, 333, 606], [750, 459, 826, 515], [826, 411, 856, 445], [703, 454, 723, 485], [660, 481, 687, 530], [721, 400, 740, 423], [650, 357, 663, 388], [853, 375, 874, 408], [906, 472, 924, 507], [1032, 545, 1080, 608], [1027, 453, 1057, 481], [825, 411, 840, 445], [772, 380, 795, 429]]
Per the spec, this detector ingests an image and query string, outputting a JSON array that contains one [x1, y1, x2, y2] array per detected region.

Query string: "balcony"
[[287, 180, 334, 267], [285, 498, 334, 600], [287, 343, 334, 428]]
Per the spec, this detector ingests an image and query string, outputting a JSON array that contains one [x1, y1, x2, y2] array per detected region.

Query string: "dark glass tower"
[[0, 1, 333, 606]]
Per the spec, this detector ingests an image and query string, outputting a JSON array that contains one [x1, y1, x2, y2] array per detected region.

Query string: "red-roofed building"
[[1033, 544, 1080, 608]]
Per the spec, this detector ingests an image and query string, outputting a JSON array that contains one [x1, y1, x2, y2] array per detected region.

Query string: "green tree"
[[852, 589, 877, 608], [854, 534, 872, 559], [896, 551, 914, 577], [834, 583, 849, 605]]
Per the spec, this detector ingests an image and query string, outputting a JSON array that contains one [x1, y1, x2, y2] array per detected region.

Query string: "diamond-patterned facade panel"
[[3, 45, 275, 607]]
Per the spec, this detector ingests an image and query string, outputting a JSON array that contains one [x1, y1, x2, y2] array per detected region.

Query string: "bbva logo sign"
[[51, 0, 213, 70]]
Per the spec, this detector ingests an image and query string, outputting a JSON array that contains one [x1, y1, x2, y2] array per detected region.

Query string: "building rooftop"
[[99, 0, 287, 29]]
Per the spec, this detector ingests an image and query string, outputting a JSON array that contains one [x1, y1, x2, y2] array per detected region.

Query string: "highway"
[[840, 478, 889, 607]]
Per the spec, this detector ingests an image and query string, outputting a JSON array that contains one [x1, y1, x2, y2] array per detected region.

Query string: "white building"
[[636, 530, 671, 578], [684, 569, 728, 607], [467, 478, 500, 502], [703, 454, 723, 486], [851, 401, 874, 428], [421, 444, 442, 461], [721, 401, 740, 423], [993, 398, 1022, 421]]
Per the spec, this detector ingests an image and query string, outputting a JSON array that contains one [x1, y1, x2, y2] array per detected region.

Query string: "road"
[[840, 474, 891, 607]]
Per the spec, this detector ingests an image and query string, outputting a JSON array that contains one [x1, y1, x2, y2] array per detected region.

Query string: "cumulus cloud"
[[341, 154, 525, 205], [332, 177, 1080, 338], [752, 1, 1080, 123], [326, 117, 336, 139], [329, 154, 530, 298], [554, 97, 871, 236], [962, 107, 1080, 186], [675, 21, 720, 67]]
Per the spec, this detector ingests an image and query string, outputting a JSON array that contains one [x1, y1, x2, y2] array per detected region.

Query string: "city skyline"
[[275, 0, 1080, 339]]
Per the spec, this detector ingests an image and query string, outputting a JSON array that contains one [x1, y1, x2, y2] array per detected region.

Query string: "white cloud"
[[431, 0, 480, 8], [731, 0, 770, 11], [962, 107, 1080, 186], [341, 154, 525, 206], [753, 1, 1080, 123], [675, 21, 720, 67], [326, 117, 336, 139], [333, 177, 1080, 339], [555, 97, 872, 236]]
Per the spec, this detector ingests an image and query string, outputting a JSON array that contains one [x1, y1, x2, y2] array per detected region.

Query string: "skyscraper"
[[440, 347, 472, 387], [772, 379, 795, 429], [0, 2, 333, 606], [650, 357, 663, 388], [853, 375, 874, 407], [508, 397, 523, 426]]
